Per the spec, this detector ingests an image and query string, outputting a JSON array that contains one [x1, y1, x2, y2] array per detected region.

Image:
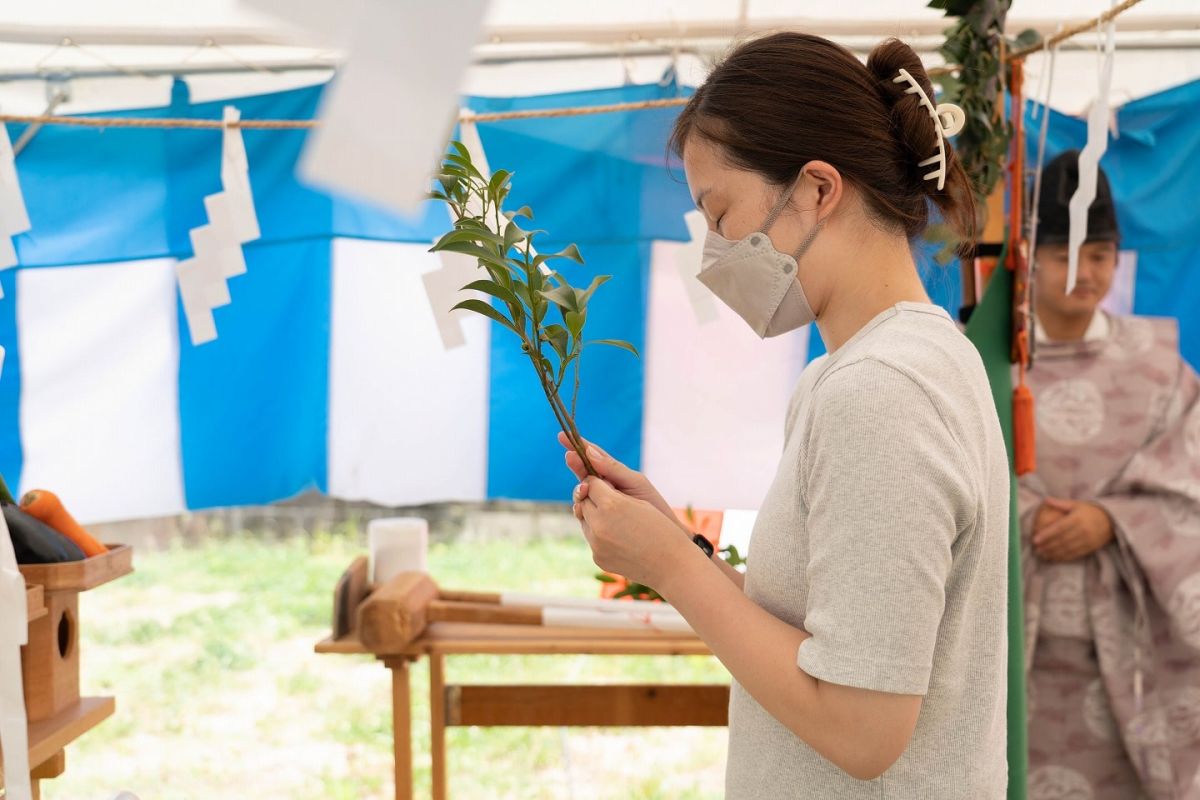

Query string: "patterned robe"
[[1018, 313, 1200, 800]]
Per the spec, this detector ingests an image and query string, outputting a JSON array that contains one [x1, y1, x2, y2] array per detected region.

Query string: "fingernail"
[[586, 445, 603, 461]]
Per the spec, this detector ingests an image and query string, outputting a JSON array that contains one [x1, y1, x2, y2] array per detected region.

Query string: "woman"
[[1020, 152, 1200, 799], [560, 33, 1011, 798]]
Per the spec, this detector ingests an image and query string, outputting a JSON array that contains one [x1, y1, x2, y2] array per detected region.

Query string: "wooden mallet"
[[354, 571, 690, 651]]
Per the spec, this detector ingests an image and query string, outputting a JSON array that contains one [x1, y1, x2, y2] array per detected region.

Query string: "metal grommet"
[[781, 262, 794, 274], [749, 234, 762, 246]]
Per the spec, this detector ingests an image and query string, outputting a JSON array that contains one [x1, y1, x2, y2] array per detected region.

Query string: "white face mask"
[[697, 173, 824, 338]]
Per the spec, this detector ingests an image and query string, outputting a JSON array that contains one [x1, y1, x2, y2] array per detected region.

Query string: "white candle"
[[368, 517, 429, 585]]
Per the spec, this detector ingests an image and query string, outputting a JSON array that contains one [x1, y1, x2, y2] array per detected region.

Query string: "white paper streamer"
[[1066, 17, 1117, 295], [0, 120, 31, 285], [1028, 41, 1060, 259], [177, 106, 261, 346], [541, 605, 693, 634], [0, 509, 32, 800], [299, 0, 490, 213], [422, 251, 479, 350]]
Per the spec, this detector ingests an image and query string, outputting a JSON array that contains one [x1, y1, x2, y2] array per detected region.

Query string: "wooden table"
[[316, 621, 730, 800]]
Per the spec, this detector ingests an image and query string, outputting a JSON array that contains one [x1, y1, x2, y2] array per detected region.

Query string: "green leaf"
[[451, 299, 520, 335], [432, 228, 500, 251], [461, 279, 524, 311], [1013, 28, 1041, 49], [564, 310, 585, 340], [533, 244, 582, 269], [577, 274, 611, 307], [587, 338, 640, 358], [432, 241, 512, 274], [504, 205, 534, 222], [539, 285, 579, 313], [503, 219, 527, 252], [488, 169, 512, 197], [594, 573, 618, 584], [541, 324, 570, 362], [552, 243, 584, 264]]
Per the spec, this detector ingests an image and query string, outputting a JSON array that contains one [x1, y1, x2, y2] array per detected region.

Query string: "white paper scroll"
[[1066, 18, 1117, 295], [177, 106, 261, 345], [541, 605, 693, 634], [677, 210, 718, 325], [0, 120, 31, 298], [296, 0, 490, 214], [0, 509, 32, 800], [498, 593, 684, 615]]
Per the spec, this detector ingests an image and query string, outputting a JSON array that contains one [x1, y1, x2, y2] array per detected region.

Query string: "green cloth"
[[964, 264, 1028, 800]]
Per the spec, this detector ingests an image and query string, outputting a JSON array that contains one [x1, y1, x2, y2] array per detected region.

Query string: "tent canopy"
[[0, 1, 1198, 115]]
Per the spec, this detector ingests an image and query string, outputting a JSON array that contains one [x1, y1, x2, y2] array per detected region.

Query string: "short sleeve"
[[796, 358, 975, 695]]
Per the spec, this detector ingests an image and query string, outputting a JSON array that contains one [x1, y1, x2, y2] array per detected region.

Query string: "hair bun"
[[867, 38, 941, 193]]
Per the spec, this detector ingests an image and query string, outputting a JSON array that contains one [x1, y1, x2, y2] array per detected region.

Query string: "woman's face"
[[1033, 240, 1118, 320], [682, 136, 808, 251]]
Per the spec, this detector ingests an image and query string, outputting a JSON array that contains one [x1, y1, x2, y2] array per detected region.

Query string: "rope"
[[1010, 0, 1144, 60], [0, 114, 313, 129], [0, 97, 692, 131]]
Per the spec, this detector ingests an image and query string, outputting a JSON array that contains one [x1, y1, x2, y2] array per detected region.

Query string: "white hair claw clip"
[[892, 68, 966, 191]]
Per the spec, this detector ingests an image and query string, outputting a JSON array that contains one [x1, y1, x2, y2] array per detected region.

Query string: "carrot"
[[19, 489, 107, 558]]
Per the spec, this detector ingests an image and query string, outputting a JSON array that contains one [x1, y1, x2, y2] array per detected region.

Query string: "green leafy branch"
[[428, 141, 639, 476]]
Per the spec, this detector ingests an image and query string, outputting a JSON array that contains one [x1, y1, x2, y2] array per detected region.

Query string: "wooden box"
[[17, 545, 132, 723]]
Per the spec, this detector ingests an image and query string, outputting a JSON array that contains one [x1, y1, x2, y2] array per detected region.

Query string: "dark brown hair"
[[670, 33, 977, 255]]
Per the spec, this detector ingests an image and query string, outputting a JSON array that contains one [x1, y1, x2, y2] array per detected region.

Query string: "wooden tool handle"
[[438, 589, 501, 605], [427, 600, 542, 626]]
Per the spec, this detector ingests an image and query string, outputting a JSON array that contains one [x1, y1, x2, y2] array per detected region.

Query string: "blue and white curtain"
[[3, 76, 1197, 523]]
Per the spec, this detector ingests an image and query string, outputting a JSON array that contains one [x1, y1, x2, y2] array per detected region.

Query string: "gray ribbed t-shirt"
[[726, 302, 1009, 799]]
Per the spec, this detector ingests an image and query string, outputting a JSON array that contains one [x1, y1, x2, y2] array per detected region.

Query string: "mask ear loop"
[[790, 216, 826, 262], [758, 170, 825, 261], [758, 170, 809, 233]]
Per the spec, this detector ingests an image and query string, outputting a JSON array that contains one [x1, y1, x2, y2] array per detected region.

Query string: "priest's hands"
[[1032, 498, 1116, 562]]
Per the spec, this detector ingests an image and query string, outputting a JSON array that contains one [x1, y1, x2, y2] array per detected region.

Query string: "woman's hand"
[[557, 432, 683, 529], [573, 477, 690, 587], [1032, 498, 1116, 562]]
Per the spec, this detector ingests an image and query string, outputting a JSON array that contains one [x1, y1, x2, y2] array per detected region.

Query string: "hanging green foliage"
[[926, 0, 1040, 261]]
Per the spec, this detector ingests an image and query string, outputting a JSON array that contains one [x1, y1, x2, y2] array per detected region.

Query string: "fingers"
[[584, 476, 616, 502], [564, 451, 588, 482], [1043, 497, 1076, 513], [1036, 517, 1085, 560], [1032, 512, 1081, 546], [1040, 534, 1083, 562]]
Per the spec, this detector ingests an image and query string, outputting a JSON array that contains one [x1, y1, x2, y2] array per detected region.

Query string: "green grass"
[[42, 526, 728, 799]]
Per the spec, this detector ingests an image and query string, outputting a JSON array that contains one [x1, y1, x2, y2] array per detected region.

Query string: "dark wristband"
[[692, 533, 715, 558]]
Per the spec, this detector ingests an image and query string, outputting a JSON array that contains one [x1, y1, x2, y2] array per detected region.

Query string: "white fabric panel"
[[641, 239, 810, 511], [328, 239, 490, 506], [17, 259, 185, 524]]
